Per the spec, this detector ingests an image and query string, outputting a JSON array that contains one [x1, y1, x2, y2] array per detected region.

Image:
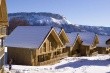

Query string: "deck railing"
[[38, 52, 68, 66], [0, 48, 4, 69], [0, 48, 4, 58]]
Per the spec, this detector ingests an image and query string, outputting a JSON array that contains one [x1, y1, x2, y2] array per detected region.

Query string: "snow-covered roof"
[[66, 32, 96, 46], [66, 32, 78, 47], [78, 32, 96, 45], [97, 35, 110, 47], [71, 32, 96, 46], [4, 26, 52, 49]]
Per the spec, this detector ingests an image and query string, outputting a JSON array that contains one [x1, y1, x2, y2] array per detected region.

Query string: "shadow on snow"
[[55, 58, 110, 69]]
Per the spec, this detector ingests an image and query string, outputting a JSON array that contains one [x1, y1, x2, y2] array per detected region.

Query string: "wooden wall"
[[8, 47, 32, 65], [96, 47, 107, 54], [39, 34, 61, 54], [59, 34, 66, 45], [68, 36, 82, 57], [80, 45, 90, 56]]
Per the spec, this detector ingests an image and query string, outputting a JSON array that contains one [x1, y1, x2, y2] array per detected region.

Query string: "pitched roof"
[[71, 32, 96, 46], [4, 26, 52, 49], [54, 27, 69, 43], [66, 32, 78, 47], [78, 32, 96, 45], [97, 35, 110, 47]]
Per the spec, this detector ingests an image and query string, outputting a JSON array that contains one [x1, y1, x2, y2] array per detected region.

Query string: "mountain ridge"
[[8, 12, 110, 35]]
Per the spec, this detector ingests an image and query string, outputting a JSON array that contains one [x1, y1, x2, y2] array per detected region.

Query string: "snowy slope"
[[4, 55, 110, 73], [79, 25, 110, 35], [8, 12, 71, 26]]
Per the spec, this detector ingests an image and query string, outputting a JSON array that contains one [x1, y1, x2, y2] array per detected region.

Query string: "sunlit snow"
[[4, 54, 110, 73]]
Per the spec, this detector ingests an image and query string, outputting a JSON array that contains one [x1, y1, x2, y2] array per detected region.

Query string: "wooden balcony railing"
[[38, 52, 68, 66], [0, 35, 6, 38], [0, 48, 4, 58]]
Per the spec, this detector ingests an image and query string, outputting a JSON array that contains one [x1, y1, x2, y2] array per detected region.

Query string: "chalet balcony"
[[0, 48, 4, 58], [56, 52, 68, 58], [0, 26, 7, 38], [38, 52, 68, 66], [0, 35, 6, 38], [0, 48, 4, 69], [91, 51, 98, 56], [38, 57, 60, 65], [90, 45, 97, 50]]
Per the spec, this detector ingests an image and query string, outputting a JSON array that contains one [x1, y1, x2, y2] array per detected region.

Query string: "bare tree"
[[8, 18, 30, 34]]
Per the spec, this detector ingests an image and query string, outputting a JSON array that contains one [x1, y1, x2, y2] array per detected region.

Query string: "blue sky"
[[6, 0, 110, 27]]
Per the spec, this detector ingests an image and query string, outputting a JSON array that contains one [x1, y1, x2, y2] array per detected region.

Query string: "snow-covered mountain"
[[8, 12, 81, 33], [9, 12, 71, 26], [8, 12, 110, 35], [78, 25, 110, 35]]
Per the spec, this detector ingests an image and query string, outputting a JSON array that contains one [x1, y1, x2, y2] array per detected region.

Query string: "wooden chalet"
[[4, 26, 66, 66], [96, 35, 110, 54], [78, 32, 99, 56], [54, 27, 69, 58], [0, 0, 8, 69], [66, 33, 82, 57]]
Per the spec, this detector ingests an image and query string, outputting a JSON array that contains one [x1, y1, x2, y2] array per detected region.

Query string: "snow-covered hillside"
[[4, 55, 110, 73], [8, 12, 110, 35], [79, 25, 110, 35], [8, 12, 81, 33], [9, 12, 71, 26]]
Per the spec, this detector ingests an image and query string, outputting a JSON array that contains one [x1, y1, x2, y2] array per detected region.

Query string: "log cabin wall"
[[8, 47, 32, 65]]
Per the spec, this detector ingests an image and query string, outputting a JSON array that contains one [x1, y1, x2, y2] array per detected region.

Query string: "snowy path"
[[4, 54, 110, 73]]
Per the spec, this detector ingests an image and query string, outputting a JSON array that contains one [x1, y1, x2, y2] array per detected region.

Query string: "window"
[[0, 38, 3, 47], [0, 26, 2, 35], [40, 48, 42, 53], [0, 7, 2, 20], [1, 27, 6, 35], [0, 39, 1, 47], [43, 43, 46, 52], [38, 55, 44, 62], [62, 48, 67, 53], [60, 35, 66, 45], [57, 49, 61, 55], [49, 42, 51, 51], [0, 26, 7, 35]]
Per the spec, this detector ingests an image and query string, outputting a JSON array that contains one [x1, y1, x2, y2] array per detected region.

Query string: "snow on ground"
[[4, 54, 110, 73]]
